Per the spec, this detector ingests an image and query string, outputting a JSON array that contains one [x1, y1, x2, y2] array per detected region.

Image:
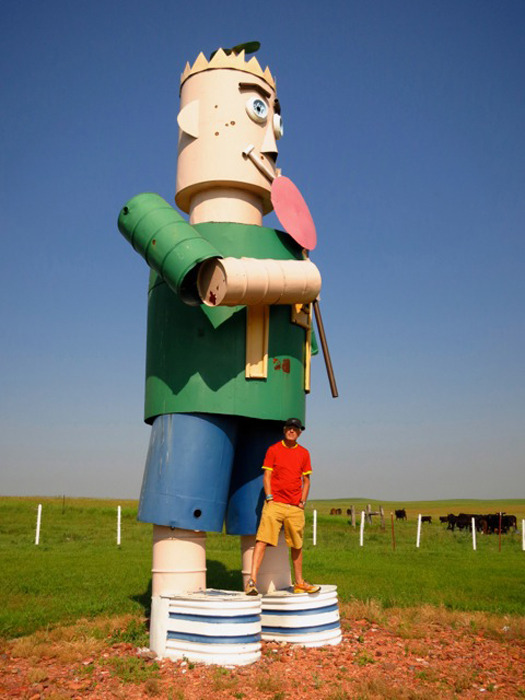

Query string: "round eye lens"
[[246, 96, 268, 123], [273, 113, 284, 140]]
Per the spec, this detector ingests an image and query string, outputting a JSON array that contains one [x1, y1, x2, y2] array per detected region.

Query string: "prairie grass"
[[254, 670, 285, 693], [210, 666, 241, 692], [1, 495, 524, 640], [107, 655, 160, 683], [339, 600, 525, 642], [7, 615, 139, 661]]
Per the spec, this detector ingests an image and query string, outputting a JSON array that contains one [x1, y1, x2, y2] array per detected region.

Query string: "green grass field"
[[1, 496, 524, 640]]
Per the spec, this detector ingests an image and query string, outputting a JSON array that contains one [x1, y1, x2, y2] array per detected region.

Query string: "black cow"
[[446, 514, 457, 530], [456, 513, 474, 531], [421, 516, 432, 524], [503, 514, 517, 532], [395, 509, 407, 521], [443, 512, 519, 535]]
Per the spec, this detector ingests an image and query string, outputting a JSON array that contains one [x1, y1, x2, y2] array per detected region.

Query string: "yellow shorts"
[[256, 501, 305, 549]]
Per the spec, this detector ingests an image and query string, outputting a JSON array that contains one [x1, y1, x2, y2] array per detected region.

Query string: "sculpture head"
[[175, 49, 283, 224]]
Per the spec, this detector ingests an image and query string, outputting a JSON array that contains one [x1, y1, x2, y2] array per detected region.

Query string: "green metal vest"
[[144, 220, 310, 424]]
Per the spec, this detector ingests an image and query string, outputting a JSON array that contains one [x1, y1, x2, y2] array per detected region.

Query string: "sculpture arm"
[[118, 193, 221, 305], [197, 257, 321, 307], [118, 193, 321, 307]]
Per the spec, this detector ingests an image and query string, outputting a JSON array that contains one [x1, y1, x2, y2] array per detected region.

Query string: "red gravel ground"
[[1, 605, 524, 699]]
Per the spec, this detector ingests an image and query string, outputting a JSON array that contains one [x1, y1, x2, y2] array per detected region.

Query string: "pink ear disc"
[[271, 176, 317, 251]]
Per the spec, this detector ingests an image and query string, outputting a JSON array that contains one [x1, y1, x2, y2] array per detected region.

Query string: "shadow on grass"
[[131, 559, 243, 621], [132, 579, 152, 619], [206, 559, 243, 591]]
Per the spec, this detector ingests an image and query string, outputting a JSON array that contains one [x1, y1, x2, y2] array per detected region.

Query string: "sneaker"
[[245, 578, 259, 596], [293, 581, 321, 594]]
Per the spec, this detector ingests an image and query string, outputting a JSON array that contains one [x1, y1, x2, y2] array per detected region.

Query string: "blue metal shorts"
[[138, 413, 282, 535]]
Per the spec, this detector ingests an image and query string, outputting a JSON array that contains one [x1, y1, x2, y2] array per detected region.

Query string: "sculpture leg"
[[241, 531, 292, 593], [151, 525, 207, 595], [150, 525, 207, 656], [139, 413, 237, 531]]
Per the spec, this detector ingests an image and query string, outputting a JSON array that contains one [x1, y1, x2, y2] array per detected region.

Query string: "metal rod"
[[313, 299, 338, 398]]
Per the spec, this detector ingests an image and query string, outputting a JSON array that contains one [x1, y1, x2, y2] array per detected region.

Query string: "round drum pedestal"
[[150, 589, 262, 666], [261, 585, 342, 646]]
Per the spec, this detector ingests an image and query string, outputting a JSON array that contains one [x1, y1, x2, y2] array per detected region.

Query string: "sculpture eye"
[[246, 96, 269, 123], [273, 113, 284, 140]]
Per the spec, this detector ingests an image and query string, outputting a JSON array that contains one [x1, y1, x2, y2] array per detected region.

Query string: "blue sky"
[[1, 0, 524, 501]]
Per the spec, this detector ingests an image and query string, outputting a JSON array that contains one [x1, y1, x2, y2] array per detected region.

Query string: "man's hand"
[[197, 257, 321, 307]]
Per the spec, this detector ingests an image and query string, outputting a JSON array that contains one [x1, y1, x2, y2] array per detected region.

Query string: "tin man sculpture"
[[118, 44, 335, 609]]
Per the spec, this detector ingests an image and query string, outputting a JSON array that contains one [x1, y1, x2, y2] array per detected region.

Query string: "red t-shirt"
[[262, 440, 312, 505]]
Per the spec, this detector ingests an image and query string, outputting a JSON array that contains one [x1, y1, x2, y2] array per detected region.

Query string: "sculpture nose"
[[261, 121, 278, 158]]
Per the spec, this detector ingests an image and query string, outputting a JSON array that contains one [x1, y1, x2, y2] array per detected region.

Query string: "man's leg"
[[291, 546, 303, 584], [285, 509, 321, 595], [245, 539, 267, 594], [250, 540, 267, 581], [245, 501, 286, 594]]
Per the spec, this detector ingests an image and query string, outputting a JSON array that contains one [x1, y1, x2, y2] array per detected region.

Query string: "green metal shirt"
[[144, 221, 309, 424]]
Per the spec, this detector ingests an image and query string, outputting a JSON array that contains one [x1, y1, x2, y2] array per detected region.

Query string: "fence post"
[[471, 517, 476, 551], [313, 509, 317, 546], [499, 512, 502, 552], [416, 513, 422, 548], [380, 506, 385, 530], [366, 503, 372, 525], [390, 512, 396, 551], [35, 503, 42, 545], [351, 505, 356, 528], [359, 511, 365, 547], [117, 505, 122, 546], [522, 519, 525, 552]]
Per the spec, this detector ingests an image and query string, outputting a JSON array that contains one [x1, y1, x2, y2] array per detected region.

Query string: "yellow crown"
[[180, 48, 276, 91]]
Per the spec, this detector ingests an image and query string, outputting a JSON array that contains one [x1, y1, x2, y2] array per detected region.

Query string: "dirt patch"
[[1, 606, 524, 699]]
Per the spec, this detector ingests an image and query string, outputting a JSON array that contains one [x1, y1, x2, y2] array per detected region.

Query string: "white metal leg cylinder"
[[241, 531, 292, 593], [151, 526, 207, 596]]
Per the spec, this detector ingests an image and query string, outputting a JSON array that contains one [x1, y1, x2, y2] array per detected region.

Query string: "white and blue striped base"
[[150, 589, 262, 665], [261, 584, 342, 647]]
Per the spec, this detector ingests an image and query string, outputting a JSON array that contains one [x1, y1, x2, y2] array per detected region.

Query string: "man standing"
[[246, 418, 321, 595]]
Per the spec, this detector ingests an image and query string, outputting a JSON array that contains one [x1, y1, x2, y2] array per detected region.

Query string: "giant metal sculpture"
[[118, 44, 337, 639]]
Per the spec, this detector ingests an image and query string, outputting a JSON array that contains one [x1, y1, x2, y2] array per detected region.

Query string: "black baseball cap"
[[284, 417, 305, 431]]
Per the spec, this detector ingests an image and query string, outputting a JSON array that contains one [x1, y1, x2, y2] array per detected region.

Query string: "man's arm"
[[299, 474, 311, 509], [263, 468, 273, 499]]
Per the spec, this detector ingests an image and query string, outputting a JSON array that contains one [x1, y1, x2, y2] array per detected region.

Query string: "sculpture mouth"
[[242, 144, 277, 183]]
